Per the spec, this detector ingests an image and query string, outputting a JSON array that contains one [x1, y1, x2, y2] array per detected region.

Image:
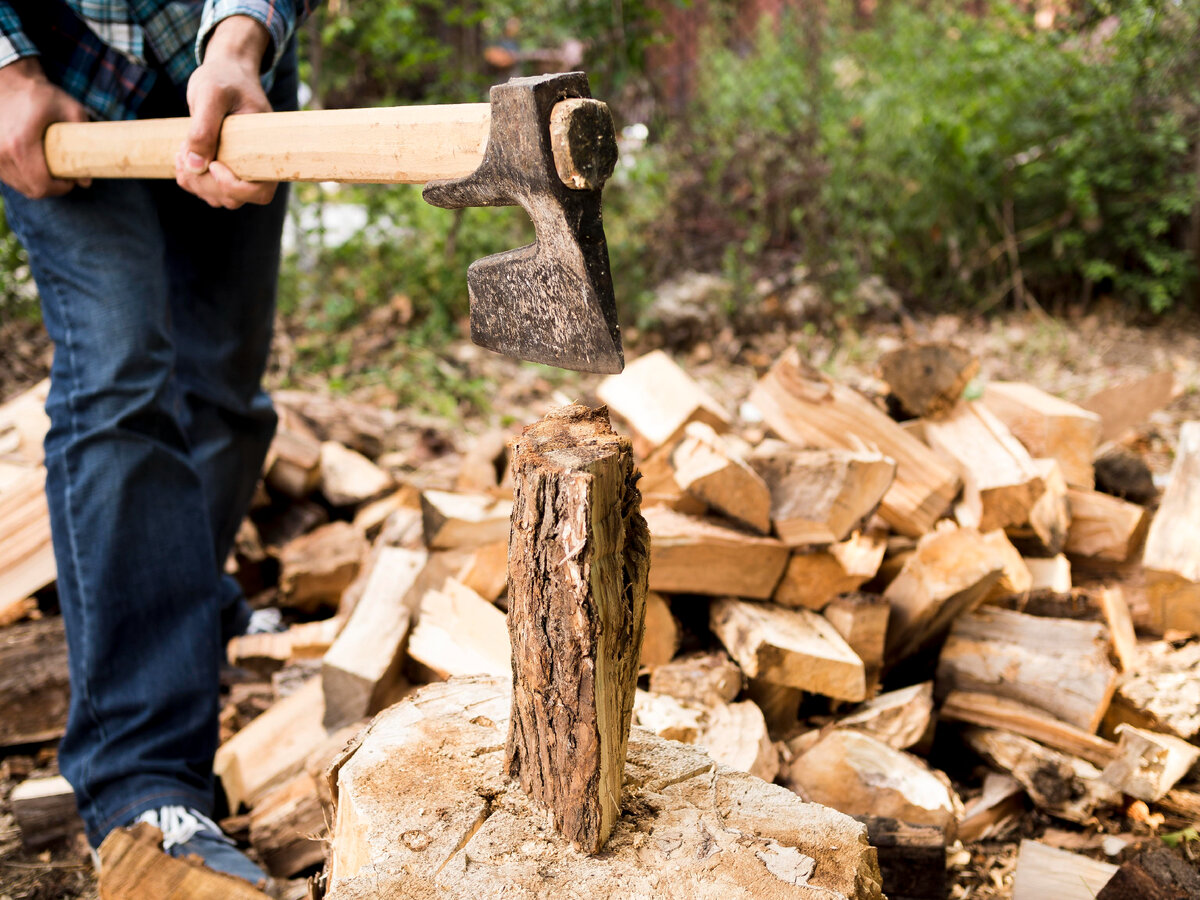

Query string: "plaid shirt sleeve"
[[198, 0, 319, 74], [0, 2, 39, 70]]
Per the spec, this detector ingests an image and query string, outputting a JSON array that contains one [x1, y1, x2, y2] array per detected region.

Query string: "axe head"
[[423, 73, 624, 375]]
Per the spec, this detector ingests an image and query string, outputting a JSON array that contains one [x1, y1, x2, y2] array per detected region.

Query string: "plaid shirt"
[[0, 1, 315, 120]]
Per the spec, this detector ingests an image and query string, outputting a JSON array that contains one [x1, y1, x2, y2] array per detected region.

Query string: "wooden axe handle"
[[45, 103, 493, 183]]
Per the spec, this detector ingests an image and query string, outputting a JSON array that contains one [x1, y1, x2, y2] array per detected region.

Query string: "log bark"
[[10, 774, 83, 849], [0, 617, 69, 747], [504, 404, 650, 854], [1096, 849, 1200, 900], [878, 340, 979, 420], [855, 816, 947, 900]]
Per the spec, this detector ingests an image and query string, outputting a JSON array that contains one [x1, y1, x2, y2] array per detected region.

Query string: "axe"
[[44, 72, 624, 374]]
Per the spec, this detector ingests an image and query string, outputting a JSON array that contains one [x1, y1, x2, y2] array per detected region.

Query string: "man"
[[0, 0, 316, 886]]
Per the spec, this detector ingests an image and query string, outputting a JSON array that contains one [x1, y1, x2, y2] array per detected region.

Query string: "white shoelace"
[[133, 805, 228, 851]]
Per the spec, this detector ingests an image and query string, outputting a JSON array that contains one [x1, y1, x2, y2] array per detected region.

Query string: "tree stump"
[[324, 676, 885, 900], [505, 404, 650, 853]]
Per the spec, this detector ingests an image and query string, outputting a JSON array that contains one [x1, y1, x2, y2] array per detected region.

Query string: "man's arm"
[[0, 5, 91, 200], [179, 2, 318, 209]]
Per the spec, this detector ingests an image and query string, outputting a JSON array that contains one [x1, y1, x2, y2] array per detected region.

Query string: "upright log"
[[505, 405, 650, 854]]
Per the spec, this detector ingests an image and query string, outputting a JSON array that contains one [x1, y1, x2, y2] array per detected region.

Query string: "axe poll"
[[44, 73, 624, 374]]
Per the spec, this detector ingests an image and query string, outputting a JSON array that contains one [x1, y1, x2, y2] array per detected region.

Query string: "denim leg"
[[2, 180, 223, 845], [153, 183, 288, 641]]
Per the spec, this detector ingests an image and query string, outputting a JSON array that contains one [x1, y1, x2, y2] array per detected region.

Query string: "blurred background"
[[2, 0, 1199, 414]]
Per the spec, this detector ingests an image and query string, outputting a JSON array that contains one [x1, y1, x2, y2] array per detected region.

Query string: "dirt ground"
[[3, 302, 1200, 899]]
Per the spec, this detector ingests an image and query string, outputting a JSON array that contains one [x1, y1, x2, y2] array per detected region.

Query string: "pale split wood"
[[639, 591, 680, 669], [838, 682, 934, 751], [749, 348, 959, 537], [1099, 724, 1200, 802], [0, 465, 55, 612], [504, 405, 650, 854], [248, 771, 327, 878], [1081, 371, 1179, 444], [1011, 839, 1118, 900], [648, 651, 743, 707], [406, 578, 511, 681], [420, 489, 514, 549], [318, 441, 395, 508], [671, 422, 771, 533], [1106, 641, 1200, 741], [940, 691, 1118, 768], [936, 606, 1118, 732], [981, 382, 1102, 489], [1025, 554, 1072, 593], [882, 522, 1006, 664], [596, 350, 731, 453], [276, 521, 367, 613], [710, 597, 867, 701], [773, 531, 887, 610], [1142, 421, 1200, 635], [0, 378, 49, 463], [1064, 488, 1148, 562], [99, 823, 271, 899], [822, 592, 889, 693], [1098, 586, 1140, 672], [924, 400, 1046, 532], [643, 506, 790, 599], [1007, 457, 1071, 556]]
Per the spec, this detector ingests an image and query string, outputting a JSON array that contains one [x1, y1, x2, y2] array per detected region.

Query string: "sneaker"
[[132, 805, 268, 887]]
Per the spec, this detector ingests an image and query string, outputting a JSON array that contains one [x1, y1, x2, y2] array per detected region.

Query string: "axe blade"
[[424, 73, 624, 375]]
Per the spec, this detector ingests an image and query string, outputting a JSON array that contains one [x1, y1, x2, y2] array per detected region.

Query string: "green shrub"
[[662, 0, 1200, 315]]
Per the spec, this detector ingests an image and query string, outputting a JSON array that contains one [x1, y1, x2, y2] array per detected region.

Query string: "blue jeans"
[[1, 50, 296, 847]]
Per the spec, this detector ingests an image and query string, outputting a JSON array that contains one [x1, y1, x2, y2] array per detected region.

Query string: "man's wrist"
[[203, 15, 270, 69], [0, 56, 47, 87]]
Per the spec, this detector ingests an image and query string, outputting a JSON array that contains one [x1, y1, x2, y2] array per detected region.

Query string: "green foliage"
[[0, 200, 37, 321], [662, 0, 1200, 314]]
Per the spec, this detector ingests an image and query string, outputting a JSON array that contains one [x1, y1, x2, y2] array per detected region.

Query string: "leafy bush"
[[660, 0, 1200, 314]]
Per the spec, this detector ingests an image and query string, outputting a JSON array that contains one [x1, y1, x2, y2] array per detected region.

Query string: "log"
[[957, 772, 1025, 843], [10, 774, 83, 849], [1096, 849, 1200, 900], [855, 816, 947, 900], [451, 539, 509, 603], [711, 598, 867, 701], [0, 465, 55, 614], [227, 619, 341, 675], [0, 616, 69, 747], [596, 349, 731, 454], [774, 531, 887, 610], [936, 606, 1117, 732], [648, 651, 743, 707], [1007, 457, 1070, 556], [671, 422, 771, 533], [1106, 641, 1200, 741], [406, 578, 511, 681], [632, 690, 707, 742], [213, 677, 328, 813], [700, 699, 780, 782], [1081, 371, 1178, 444], [747, 443, 896, 546], [1098, 586, 1139, 672], [981, 382, 1102, 488], [420, 489, 514, 549], [1025, 555, 1072, 593], [878, 340, 979, 420], [882, 523, 1007, 664], [1093, 443, 1156, 504], [822, 592, 890, 692], [639, 591, 680, 669], [746, 678, 804, 735], [643, 506, 790, 599], [98, 822, 271, 898], [838, 682, 934, 751], [0, 378, 50, 463], [940, 691, 1117, 768], [924, 400, 1046, 531], [1064, 488, 1148, 562], [321, 547, 430, 727], [1011, 839, 1118, 900], [325, 676, 885, 899], [504, 404, 650, 854], [454, 429, 510, 493], [1098, 724, 1200, 802], [318, 441, 395, 507], [785, 729, 960, 832], [1142, 422, 1200, 635], [636, 441, 709, 515], [276, 521, 367, 613], [272, 389, 396, 459], [749, 348, 959, 536], [264, 417, 322, 500], [248, 771, 326, 878], [962, 727, 1120, 823]]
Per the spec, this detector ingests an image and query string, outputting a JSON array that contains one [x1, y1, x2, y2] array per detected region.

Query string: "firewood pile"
[[2, 341, 1199, 899]]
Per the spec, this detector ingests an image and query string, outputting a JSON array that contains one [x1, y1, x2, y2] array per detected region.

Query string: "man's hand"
[[176, 16, 275, 209], [0, 58, 91, 199]]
